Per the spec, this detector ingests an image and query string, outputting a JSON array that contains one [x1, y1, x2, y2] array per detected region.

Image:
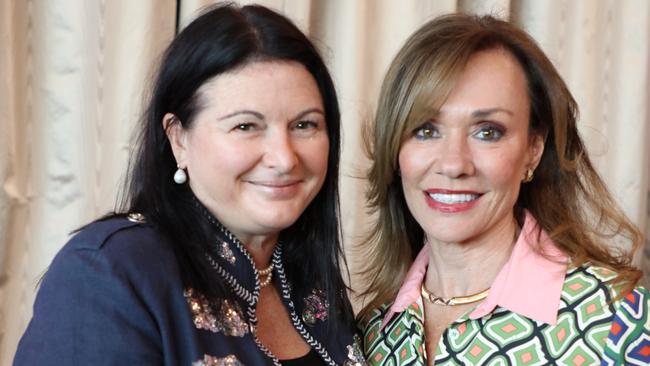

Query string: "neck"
[[239, 234, 278, 269], [424, 216, 518, 298]]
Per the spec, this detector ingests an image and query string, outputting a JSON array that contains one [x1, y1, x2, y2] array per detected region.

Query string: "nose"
[[263, 131, 298, 173], [435, 135, 475, 178]]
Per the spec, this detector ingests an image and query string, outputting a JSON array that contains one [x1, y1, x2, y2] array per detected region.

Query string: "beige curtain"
[[1, 0, 649, 362]]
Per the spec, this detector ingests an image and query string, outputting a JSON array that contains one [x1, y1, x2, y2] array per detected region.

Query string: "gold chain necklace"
[[421, 285, 489, 306]]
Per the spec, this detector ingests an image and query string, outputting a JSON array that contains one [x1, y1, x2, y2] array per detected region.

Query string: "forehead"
[[439, 48, 529, 116], [403, 47, 529, 132], [195, 60, 323, 111]]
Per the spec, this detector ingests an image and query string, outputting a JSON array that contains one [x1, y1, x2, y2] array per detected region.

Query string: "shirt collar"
[[381, 210, 568, 329]]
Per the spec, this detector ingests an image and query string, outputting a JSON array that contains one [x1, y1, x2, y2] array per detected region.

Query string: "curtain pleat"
[[1, 0, 648, 362]]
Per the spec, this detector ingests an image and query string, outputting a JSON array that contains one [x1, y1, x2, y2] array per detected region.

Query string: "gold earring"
[[523, 168, 534, 183]]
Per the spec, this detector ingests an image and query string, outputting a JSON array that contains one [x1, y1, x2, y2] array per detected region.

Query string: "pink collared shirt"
[[381, 211, 569, 329]]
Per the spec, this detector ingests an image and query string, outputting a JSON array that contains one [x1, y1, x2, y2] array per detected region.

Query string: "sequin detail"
[[301, 288, 329, 326], [217, 240, 236, 264], [344, 335, 368, 366], [192, 354, 244, 366], [184, 288, 248, 337]]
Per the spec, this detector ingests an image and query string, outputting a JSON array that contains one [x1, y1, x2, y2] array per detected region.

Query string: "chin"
[[257, 215, 301, 233], [425, 228, 474, 244]]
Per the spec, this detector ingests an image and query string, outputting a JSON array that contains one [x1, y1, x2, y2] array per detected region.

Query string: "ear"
[[527, 132, 545, 171], [163, 113, 188, 167]]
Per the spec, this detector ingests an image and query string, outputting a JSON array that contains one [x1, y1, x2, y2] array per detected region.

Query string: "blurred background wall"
[[1, 0, 649, 362]]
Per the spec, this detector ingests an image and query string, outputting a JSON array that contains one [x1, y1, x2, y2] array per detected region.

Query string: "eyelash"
[[413, 122, 440, 140], [411, 122, 505, 142], [231, 120, 320, 133], [473, 124, 504, 141], [293, 120, 319, 130], [234, 123, 257, 131]]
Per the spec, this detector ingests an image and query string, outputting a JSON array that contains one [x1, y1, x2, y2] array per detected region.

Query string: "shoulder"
[[15, 214, 176, 364], [561, 263, 622, 301], [35, 213, 183, 317], [46, 214, 178, 288], [67, 214, 161, 251], [61, 214, 173, 263]]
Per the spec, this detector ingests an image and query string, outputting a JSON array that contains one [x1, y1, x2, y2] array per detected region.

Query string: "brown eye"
[[414, 122, 439, 140], [232, 122, 259, 132], [294, 120, 317, 129], [236, 124, 252, 131], [474, 125, 504, 141]]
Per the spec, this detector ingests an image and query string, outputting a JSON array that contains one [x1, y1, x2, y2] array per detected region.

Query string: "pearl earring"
[[174, 165, 187, 184]]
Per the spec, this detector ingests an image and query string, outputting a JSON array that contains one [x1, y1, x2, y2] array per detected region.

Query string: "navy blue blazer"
[[14, 216, 365, 365]]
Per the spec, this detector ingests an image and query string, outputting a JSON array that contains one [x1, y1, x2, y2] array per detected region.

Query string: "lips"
[[251, 179, 301, 188], [247, 179, 303, 199], [423, 189, 482, 213]]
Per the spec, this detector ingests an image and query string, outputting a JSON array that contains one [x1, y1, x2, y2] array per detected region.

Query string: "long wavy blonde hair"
[[358, 14, 643, 321]]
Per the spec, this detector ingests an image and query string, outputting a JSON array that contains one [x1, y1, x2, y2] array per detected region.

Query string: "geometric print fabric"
[[603, 288, 650, 365], [363, 264, 650, 365]]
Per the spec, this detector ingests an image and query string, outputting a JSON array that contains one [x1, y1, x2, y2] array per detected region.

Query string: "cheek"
[[398, 143, 428, 184], [304, 138, 330, 179], [477, 149, 526, 189], [187, 134, 258, 178]]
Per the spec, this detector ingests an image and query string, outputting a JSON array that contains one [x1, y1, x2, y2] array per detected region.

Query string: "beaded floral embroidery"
[[217, 240, 236, 264], [344, 335, 368, 366], [184, 288, 248, 337], [301, 288, 329, 326], [192, 354, 244, 366]]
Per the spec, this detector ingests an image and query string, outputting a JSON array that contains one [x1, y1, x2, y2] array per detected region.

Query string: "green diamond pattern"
[[485, 355, 509, 366], [484, 312, 534, 347], [392, 337, 418, 364], [541, 311, 578, 358], [505, 337, 548, 365], [447, 320, 480, 352], [585, 322, 610, 352], [458, 333, 498, 364], [364, 323, 381, 351], [575, 290, 609, 328], [586, 265, 617, 282], [385, 321, 408, 347], [562, 272, 598, 304], [557, 338, 599, 365], [368, 342, 391, 365]]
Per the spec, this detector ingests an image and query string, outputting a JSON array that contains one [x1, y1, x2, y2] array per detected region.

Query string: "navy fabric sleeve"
[[14, 243, 163, 365]]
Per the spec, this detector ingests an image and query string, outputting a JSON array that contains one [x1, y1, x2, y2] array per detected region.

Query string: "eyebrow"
[[471, 108, 513, 118], [293, 108, 325, 120], [217, 110, 264, 121], [217, 107, 325, 121]]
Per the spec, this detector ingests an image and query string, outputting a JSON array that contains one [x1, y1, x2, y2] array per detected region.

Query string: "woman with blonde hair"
[[359, 14, 649, 365]]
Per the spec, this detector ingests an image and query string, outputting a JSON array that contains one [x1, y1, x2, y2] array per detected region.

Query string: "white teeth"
[[428, 193, 479, 204]]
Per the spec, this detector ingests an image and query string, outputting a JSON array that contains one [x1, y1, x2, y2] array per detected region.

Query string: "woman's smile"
[[423, 189, 482, 213], [246, 179, 304, 199]]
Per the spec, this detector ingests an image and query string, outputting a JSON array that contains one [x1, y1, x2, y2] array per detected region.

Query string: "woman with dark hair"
[[14, 4, 364, 365], [359, 14, 649, 365]]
